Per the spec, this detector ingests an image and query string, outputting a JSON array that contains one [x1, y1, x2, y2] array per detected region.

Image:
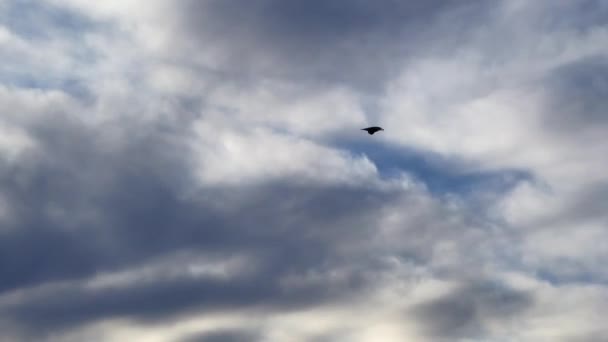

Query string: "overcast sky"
[[1, 1, 608, 341]]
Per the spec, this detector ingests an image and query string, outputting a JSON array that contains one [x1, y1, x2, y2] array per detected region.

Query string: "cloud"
[[2, 0, 608, 341], [166, 0, 494, 90], [179, 328, 260, 342], [411, 281, 533, 339]]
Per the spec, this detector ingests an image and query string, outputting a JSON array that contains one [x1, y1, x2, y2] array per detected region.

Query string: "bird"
[[361, 126, 384, 135]]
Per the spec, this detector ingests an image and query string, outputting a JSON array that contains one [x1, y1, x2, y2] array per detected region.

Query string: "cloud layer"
[[1, 1, 608, 341]]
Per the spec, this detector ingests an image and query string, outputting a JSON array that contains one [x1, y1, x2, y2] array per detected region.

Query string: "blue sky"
[[1, 1, 608, 341]]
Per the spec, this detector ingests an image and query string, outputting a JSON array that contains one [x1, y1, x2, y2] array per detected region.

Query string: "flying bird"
[[362, 126, 384, 135]]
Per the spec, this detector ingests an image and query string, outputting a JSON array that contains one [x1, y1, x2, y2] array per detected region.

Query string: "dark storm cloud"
[[0, 114, 196, 294], [5, 266, 328, 333], [0, 113, 412, 333], [543, 55, 608, 133], [179, 328, 260, 342], [411, 282, 532, 339], [175, 0, 492, 89]]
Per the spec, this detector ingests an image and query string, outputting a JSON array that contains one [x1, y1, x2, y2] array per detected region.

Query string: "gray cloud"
[[0, 113, 413, 335], [0, 109, 514, 340], [179, 328, 260, 342], [411, 282, 533, 339], [6, 269, 318, 332], [172, 0, 492, 90], [0, 114, 194, 293], [542, 55, 608, 134], [2, 0, 608, 341]]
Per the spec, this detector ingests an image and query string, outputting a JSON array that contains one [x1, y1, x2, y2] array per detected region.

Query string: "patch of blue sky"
[[0, 1, 101, 102], [335, 138, 532, 197], [0, 71, 94, 102], [0, 0, 98, 41], [535, 263, 608, 286]]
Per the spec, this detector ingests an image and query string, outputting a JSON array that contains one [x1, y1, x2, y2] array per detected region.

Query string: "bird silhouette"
[[362, 126, 384, 135]]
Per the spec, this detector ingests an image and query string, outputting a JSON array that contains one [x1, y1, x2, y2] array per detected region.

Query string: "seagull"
[[361, 126, 384, 135]]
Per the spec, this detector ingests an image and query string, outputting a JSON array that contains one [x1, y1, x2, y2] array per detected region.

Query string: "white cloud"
[[190, 113, 377, 186]]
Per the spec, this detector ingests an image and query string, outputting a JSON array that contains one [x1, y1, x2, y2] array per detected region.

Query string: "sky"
[[1, 1, 607, 341]]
